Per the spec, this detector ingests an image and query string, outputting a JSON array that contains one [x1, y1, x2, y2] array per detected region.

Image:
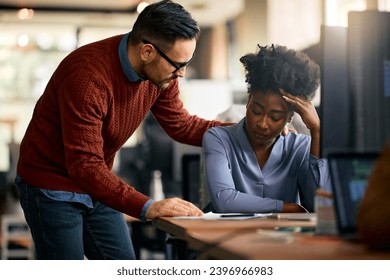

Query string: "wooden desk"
[[154, 216, 390, 260]]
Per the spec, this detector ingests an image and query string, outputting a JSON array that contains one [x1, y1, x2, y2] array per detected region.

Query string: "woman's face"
[[245, 89, 292, 148]]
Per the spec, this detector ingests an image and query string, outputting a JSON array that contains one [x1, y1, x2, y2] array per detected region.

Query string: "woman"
[[203, 44, 330, 213]]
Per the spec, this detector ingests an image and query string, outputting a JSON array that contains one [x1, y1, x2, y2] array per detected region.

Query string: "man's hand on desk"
[[146, 197, 204, 220]]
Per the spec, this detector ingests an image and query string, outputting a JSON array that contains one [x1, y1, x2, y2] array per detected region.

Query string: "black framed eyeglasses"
[[142, 39, 194, 73]]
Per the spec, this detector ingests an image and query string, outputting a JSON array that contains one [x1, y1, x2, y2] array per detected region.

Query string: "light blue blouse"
[[202, 117, 330, 213]]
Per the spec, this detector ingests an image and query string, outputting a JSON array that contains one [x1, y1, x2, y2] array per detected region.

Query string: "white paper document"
[[173, 211, 272, 220]]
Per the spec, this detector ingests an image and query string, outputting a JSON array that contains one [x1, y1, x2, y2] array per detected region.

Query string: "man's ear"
[[140, 44, 154, 62]]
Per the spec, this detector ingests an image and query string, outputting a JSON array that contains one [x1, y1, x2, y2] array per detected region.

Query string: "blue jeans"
[[17, 181, 136, 260]]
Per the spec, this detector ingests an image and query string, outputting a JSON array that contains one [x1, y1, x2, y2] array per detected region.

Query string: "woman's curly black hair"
[[239, 44, 320, 101]]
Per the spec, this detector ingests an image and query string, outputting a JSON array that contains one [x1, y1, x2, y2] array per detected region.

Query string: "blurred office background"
[[0, 0, 389, 259]]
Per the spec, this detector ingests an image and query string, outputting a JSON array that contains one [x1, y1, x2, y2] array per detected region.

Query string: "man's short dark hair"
[[130, 0, 200, 51]]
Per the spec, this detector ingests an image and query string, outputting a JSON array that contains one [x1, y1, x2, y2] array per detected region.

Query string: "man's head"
[[130, 0, 200, 50], [130, 0, 199, 89]]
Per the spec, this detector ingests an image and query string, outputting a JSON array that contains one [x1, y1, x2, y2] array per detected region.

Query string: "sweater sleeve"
[[58, 74, 149, 219], [151, 80, 225, 147]]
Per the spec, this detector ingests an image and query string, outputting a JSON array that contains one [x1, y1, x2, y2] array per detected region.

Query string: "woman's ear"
[[287, 112, 294, 123], [246, 93, 252, 109]]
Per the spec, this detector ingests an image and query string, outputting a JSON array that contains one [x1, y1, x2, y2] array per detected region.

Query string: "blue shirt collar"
[[118, 32, 144, 82]]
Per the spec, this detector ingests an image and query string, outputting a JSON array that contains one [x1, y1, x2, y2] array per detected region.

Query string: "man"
[[16, 0, 223, 260]]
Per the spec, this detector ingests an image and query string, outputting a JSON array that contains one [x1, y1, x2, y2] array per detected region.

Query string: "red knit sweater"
[[17, 34, 222, 219]]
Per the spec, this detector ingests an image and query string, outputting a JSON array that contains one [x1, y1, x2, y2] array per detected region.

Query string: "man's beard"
[[156, 78, 174, 90]]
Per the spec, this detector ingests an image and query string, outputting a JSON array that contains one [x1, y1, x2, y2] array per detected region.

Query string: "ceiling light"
[[17, 8, 34, 20]]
